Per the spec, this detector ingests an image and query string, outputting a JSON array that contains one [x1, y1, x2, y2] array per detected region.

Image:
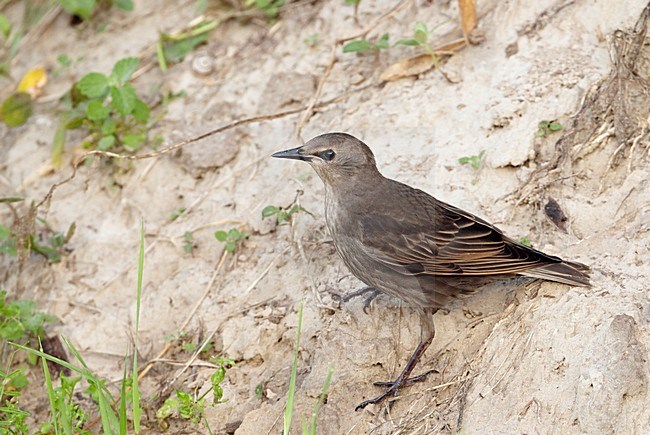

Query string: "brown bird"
[[272, 132, 590, 410]]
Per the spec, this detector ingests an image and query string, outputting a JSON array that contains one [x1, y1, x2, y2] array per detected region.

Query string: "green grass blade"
[[284, 301, 303, 435], [119, 356, 128, 435], [132, 219, 144, 433], [40, 339, 59, 435], [308, 367, 334, 435]]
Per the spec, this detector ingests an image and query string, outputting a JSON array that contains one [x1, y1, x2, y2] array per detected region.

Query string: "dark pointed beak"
[[271, 146, 310, 161]]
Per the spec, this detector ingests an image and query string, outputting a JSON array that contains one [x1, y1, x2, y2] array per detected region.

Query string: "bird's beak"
[[271, 146, 310, 161]]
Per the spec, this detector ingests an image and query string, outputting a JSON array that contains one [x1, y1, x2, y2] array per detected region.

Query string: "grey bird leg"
[[355, 308, 437, 411], [340, 286, 381, 313]]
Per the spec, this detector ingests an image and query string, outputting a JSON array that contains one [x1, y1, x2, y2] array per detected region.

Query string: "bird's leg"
[[339, 286, 381, 313], [355, 308, 437, 411]]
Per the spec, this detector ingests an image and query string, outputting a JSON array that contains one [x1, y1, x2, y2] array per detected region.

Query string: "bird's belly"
[[331, 231, 435, 306]]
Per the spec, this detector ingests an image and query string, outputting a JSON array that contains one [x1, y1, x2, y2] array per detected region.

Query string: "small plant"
[[169, 207, 186, 221], [536, 120, 563, 137], [0, 354, 31, 434], [262, 203, 312, 225], [11, 222, 147, 433], [458, 150, 485, 170], [157, 19, 218, 72], [343, 33, 390, 53], [58, 0, 134, 21], [518, 237, 532, 247], [183, 231, 195, 254], [156, 357, 234, 426], [0, 290, 56, 343], [394, 22, 440, 57], [303, 33, 319, 47], [0, 217, 75, 262], [54, 57, 152, 163], [245, 0, 285, 18], [0, 12, 25, 77], [214, 228, 249, 253], [39, 373, 91, 434]]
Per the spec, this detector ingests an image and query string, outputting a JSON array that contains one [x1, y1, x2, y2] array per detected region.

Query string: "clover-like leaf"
[[76, 72, 109, 98]]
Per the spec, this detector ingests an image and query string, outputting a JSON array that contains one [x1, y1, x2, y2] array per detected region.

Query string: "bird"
[[271, 132, 590, 410]]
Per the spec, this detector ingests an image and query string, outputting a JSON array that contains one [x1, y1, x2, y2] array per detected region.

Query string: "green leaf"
[[162, 32, 211, 63], [65, 115, 85, 129], [0, 61, 9, 77], [111, 57, 139, 85], [0, 224, 10, 239], [394, 38, 420, 46], [110, 84, 137, 115], [227, 228, 240, 240], [225, 241, 235, 253], [414, 29, 428, 45], [414, 22, 429, 44], [458, 156, 470, 164], [57, 54, 72, 67], [59, 0, 96, 20], [97, 135, 116, 151], [115, 0, 134, 11], [262, 205, 280, 218], [1, 92, 32, 127], [101, 117, 116, 135], [375, 33, 390, 49], [214, 230, 227, 242], [52, 122, 66, 167], [549, 122, 563, 131], [342, 39, 373, 53], [86, 99, 110, 120], [122, 133, 146, 150], [0, 14, 11, 39], [132, 98, 150, 122], [10, 371, 29, 390], [76, 72, 109, 98]]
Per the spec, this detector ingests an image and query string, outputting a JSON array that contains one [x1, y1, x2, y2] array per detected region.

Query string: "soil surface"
[[2, 0, 649, 433]]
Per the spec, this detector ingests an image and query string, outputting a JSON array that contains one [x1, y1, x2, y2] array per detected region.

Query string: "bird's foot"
[[332, 287, 381, 314], [355, 369, 436, 411], [372, 368, 436, 388], [340, 286, 380, 313]]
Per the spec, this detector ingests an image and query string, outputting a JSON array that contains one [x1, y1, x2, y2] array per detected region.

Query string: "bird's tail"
[[519, 260, 591, 287]]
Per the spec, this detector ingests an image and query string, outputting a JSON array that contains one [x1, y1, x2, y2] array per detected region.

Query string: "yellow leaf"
[[17, 67, 47, 98]]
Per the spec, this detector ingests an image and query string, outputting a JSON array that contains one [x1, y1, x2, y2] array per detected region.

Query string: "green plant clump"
[[0, 217, 75, 263], [262, 203, 312, 224], [214, 228, 249, 253], [55, 57, 151, 158], [59, 0, 134, 21], [536, 120, 563, 137], [458, 150, 485, 170], [0, 290, 56, 342]]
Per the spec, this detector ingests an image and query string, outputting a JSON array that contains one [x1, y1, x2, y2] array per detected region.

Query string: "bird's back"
[[325, 175, 589, 308]]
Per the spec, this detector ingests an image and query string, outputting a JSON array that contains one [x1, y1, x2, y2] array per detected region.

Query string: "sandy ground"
[[2, 0, 650, 433]]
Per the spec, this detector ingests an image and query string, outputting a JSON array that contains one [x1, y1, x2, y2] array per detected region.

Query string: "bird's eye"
[[320, 149, 336, 161]]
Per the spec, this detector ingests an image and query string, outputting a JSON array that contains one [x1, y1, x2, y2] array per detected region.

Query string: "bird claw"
[[355, 369, 436, 411], [355, 382, 400, 411], [340, 286, 380, 314], [372, 369, 436, 388]]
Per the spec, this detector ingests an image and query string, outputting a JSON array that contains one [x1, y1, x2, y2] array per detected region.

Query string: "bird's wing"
[[359, 194, 559, 277]]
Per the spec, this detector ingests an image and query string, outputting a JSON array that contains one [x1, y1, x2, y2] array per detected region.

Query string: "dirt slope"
[[1, 0, 649, 433]]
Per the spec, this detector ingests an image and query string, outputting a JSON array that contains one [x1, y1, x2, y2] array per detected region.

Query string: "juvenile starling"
[[272, 133, 590, 410]]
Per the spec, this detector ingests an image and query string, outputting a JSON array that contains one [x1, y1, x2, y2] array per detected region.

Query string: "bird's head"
[[271, 133, 379, 185]]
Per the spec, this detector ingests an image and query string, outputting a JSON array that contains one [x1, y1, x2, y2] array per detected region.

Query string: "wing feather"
[[358, 190, 562, 278]]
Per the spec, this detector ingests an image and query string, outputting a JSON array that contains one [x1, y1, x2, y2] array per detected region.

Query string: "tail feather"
[[519, 260, 591, 287]]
